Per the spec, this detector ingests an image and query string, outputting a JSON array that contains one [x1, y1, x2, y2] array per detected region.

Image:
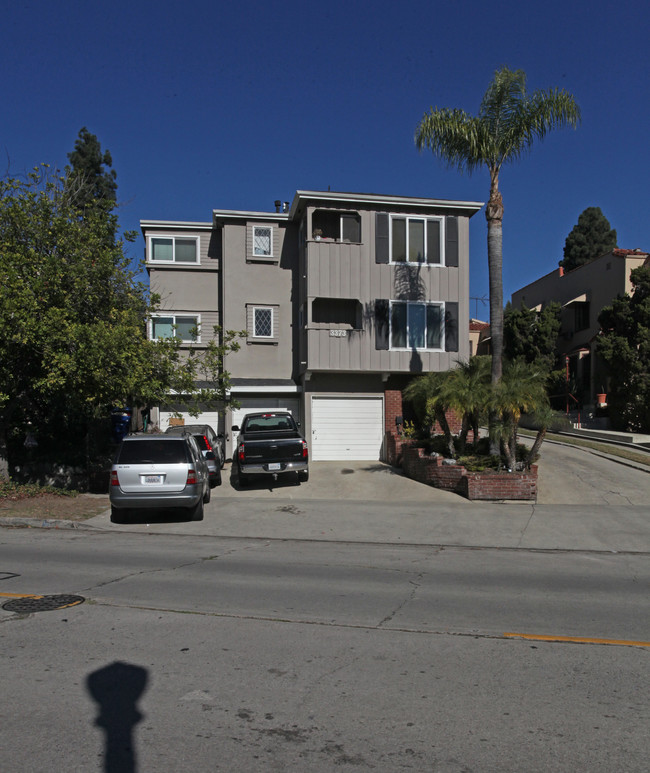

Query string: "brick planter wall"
[[399, 443, 538, 501]]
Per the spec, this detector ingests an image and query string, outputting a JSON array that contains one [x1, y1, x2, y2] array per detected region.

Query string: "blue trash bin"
[[110, 408, 132, 443]]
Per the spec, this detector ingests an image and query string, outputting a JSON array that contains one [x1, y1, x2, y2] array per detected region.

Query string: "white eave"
[[563, 293, 588, 307], [212, 209, 290, 223], [140, 220, 213, 231], [289, 190, 484, 218]]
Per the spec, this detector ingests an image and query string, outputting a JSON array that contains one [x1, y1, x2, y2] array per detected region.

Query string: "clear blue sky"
[[2, 0, 648, 317]]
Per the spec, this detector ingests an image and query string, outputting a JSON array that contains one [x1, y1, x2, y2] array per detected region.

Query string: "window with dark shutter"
[[375, 214, 389, 263], [445, 216, 458, 267], [444, 302, 459, 352], [375, 299, 390, 349], [427, 220, 441, 264]]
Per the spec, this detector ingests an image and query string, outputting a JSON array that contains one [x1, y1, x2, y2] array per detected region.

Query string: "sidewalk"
[[3, 447, 648, 553]]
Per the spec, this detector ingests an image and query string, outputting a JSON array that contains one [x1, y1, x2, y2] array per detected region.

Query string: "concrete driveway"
[[214, 460, 460, 503]]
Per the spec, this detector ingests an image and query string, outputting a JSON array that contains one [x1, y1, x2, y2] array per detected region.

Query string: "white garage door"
[[311, 396, 384, 461], [230, 398, 301, 458]]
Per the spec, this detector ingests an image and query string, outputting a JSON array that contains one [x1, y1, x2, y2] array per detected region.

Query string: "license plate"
[[143, 475, 163, 484], [268, 463, 281, 471]]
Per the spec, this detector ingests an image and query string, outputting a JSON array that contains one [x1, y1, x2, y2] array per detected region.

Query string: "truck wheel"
[[238, 470, 249, 487], [189, 499, 204, 521], [298, 470, 309, 483]]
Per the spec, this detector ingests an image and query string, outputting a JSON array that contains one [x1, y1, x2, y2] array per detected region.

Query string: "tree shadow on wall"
[[87, 661, 149, 773]]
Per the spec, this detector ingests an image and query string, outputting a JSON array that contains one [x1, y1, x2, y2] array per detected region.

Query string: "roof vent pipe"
[[283, 201, 290, 213], [274, 200, 282, 213]]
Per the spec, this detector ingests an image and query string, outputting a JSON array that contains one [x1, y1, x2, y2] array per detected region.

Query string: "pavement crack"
[[377, 573, 422, 627], [516, 505, 537, 548]]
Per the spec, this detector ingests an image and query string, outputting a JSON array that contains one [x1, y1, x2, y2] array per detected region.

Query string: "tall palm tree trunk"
[[487, 171, 504, 454]]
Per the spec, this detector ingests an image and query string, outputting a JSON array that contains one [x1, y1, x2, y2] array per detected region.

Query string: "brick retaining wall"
[[397, 442, 537, 501]]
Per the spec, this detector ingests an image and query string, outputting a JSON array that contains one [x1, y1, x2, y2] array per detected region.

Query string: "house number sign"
[[329, 329, 347, 337]]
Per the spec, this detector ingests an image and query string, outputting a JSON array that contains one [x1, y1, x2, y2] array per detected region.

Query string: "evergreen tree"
[[560, 207, 617, 272], [597, 265, 650, 431], [503, 301, 561, 372], [67, 126, 118, 209]]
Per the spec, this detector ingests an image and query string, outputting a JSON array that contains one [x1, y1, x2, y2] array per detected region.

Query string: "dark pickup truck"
[[232, 412, 309, 485]]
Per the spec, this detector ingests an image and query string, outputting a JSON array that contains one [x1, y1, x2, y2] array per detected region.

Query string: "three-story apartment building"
[[143, 190, 483, 461]]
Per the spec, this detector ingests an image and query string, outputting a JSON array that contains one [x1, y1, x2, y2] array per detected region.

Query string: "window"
[[247, 304, 278, 342], [312, 297, 361, 328], [150, 315, 200, 342], [390, 301, 443, 350], [574, 302, 590, 332], [149, 236, 198, 263], [312, 210, 361, 242], [391, 216, 442, 263], [253, 226, 272, 257], [253, 307, 273, 337]]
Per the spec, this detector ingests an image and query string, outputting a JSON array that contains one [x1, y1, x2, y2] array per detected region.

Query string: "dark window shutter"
[[445, 216, 458, 267], [375, 213, 389, 263], [427, 219, 441, 264], [375, 299, 389, 349], [444, 302, 459, 352]]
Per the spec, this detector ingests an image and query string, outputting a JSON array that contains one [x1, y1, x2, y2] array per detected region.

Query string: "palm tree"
[[490, 359, 551, 470], [403, 371, 455, 456], [415, 67, 580, 450], [440, 356, 491, 453]]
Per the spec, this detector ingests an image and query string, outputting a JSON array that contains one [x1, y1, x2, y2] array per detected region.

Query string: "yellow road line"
[[0, 593, 43, 599], [504, 632, 650, 647]]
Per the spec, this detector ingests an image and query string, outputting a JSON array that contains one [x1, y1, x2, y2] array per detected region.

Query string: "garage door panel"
[[312, 397, 383, 461]]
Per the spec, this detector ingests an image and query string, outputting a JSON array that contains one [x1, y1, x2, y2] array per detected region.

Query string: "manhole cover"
[[2, 594, 85, 613]]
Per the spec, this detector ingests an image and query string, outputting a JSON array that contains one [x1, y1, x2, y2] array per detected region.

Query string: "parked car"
[[165, 424, 225, 468], [109, 435, 210, 523], [232, 412, 308, 486], [188, 433, 222, 487]]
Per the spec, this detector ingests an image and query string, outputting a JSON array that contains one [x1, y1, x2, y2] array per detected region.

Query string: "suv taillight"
[[202, 434, 213, 451], [110, 471, 120, 486], [238, 442, 245, 463], [301, 440, 308, 459], [186, 469, 198, 485]]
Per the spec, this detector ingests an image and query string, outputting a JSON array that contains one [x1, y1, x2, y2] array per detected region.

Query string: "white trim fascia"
[[141, 220, 212, 231], [290, 191, 484, 218], [213, 209, 289, 223], [227, 385, 302, 394]]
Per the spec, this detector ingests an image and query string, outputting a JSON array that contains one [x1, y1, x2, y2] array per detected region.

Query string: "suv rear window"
[[193, 435, 209, 451], [117, 439, 189, 464]]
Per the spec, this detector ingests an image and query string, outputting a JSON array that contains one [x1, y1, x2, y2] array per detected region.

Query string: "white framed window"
[[390, 301, 443, 350], [253, 226, 273, 257], [390, 216, 443, 264], [150, 314, 201, 342], [253, 306, 273, 338], [149, 236, 199, 264], [246, 303, 278, 343]]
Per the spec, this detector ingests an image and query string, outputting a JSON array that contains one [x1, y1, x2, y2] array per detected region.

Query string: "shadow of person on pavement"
[[87, 661, 149, 773]]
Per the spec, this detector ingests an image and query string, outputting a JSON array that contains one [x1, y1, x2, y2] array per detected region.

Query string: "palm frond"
[[415, 109, 492, 174]]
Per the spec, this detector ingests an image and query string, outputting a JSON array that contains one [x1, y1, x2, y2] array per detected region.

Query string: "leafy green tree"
[[597, 265, 650, 431], [415, 67, 580, 451], [0, 166, 244, 478], [67, 127, 118, 209], [560, 207, 617, 273], [503, 301, 561, 372]]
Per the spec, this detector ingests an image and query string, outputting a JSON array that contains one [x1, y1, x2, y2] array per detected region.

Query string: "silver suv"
[[109, 435, 210, 523]]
